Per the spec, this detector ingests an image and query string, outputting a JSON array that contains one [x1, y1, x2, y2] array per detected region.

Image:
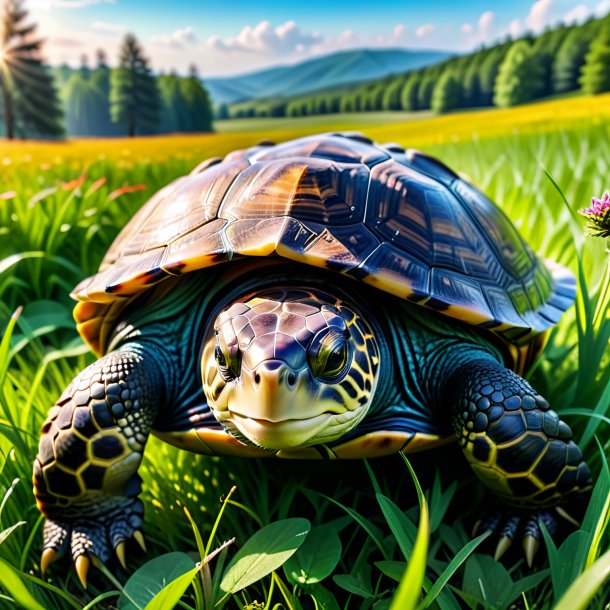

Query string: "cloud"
[[91, 21, 127, 34], [563, 3, 590, 23], [153, 27, 197, 48], [415, 23, 435, 38], [461, 11, 495, 44], [595, 0, 610, 16], [508, 19, 523, 38], [32, 0, 114, 9], [206, 20, 320, 55], [51, 36, 84, 48], [525, 0, 556, 32]]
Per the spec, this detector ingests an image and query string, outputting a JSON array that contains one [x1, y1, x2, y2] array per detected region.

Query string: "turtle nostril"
[[254, 373, 261, 384], [287, 371, 297, 387]]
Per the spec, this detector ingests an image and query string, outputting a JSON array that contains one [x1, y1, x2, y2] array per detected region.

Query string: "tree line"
[[222, 12, 610, 119], [0, 0, 213, 139]]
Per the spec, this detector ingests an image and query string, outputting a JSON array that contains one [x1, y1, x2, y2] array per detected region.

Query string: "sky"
[[27, 0, 610, 77]]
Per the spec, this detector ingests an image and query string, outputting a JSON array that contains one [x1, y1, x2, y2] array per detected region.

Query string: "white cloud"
[[461, 23, 474, 34], [508, 19, 523, 38], [595, 0, 610, 16], [525, 0, 556, 33], [91, 21, 127, 34], [206, 20, 321, 55], [478, 11, 495, 40], [564, 3, 591, 23], [392, 24, 407, 41], [153, 27, 197, 48], [461, 11, 496, 45], [31, 0, 114, 9], [415, 23, 435, 38]]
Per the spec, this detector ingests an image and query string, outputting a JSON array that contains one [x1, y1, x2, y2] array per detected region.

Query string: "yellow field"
[[1, 92, 609, 179]]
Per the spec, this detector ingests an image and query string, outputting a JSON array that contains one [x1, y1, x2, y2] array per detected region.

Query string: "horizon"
[[29, 0, 610, 77]]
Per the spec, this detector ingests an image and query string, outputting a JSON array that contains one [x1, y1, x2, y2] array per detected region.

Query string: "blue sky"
[[29, 0, 610, 76]]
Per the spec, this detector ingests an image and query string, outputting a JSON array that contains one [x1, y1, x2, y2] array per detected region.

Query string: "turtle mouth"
[[221, 404, 368, 450]]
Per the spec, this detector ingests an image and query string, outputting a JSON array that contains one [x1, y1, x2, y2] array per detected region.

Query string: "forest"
[[224, 13, 610, 119], [0, 0, 213, 139]]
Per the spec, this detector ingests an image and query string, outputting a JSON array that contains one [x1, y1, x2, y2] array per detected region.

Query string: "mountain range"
[[204, 47, 451, 105]]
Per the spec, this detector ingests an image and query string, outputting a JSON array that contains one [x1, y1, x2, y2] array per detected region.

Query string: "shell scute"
[[72, 133, 576, 354]]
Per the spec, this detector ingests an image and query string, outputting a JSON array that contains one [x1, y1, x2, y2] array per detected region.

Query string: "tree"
[[479, 47, 505, 105], [494, 41, 544, 107], [533, 25, 570, 95], [463, 55, 483, 107], [400, 73, 420, 111], [417, 71, 436, 109], [89, 48, 119, 136], [553, 27, 593, 93], [0, 0, 63, 139], [431, 70, 462, 113], [216, 102, 229, 120], [110, 33, 160, 137], [179, 66, 213, 131], [381, 77, 404, 110], [580, 24, 610, 94]]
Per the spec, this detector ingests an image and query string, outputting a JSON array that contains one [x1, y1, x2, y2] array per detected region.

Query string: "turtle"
[[34, 132, 591, 587]]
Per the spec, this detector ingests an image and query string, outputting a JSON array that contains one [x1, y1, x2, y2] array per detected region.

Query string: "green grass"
[[0, 107, 609, 609]]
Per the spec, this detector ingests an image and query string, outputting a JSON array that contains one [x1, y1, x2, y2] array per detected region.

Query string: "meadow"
[[0, 94, 609, 609]]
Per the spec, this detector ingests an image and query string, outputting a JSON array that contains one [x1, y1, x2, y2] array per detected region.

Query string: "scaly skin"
[[447, 356, 591, 564], [34, 346, 161, 586], [33, 264, 593, 581]]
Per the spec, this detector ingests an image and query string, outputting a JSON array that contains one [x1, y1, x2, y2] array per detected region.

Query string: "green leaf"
[[375, 493, 416, 560], [375, 560, 406, 583], [0, 557, 46, 610], [284, 525, 342, 585], [553, 547, 610, 610], [220, 518, 310, 595], [420, 530, 490, 608], [118, 551, 197, 610], [307, 583, 340, 610], [333, 574, 373, 598], [389, 454, 430, 610], [0, 521, 26, 546]]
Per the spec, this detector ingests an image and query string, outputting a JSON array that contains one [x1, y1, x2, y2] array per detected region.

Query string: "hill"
[[204, 47, 450, 104]]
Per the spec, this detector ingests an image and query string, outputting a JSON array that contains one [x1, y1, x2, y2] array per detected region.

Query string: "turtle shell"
[[73, 132, 575, 357]]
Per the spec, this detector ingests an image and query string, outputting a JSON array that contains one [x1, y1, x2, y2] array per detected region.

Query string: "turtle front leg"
[[447, 357, 591, 564], [33, 346, 162, 586]]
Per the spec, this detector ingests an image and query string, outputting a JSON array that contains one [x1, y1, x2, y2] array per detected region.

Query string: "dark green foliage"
[[400, 73, 420, 111], [431, 70, 462, 114], [382, 77, 404, 111], [553, 28, 594, 93], [179, 72, 214, 132], [216, 102, 229, 120], [479, 47, 506, 105], [417, 71, 437, 110], [110, 33, 161, 137], [462, 56, 483, 107], [62, 74, 98, 136], [580, 24, 610, 94], [494, 41, 544, 107], [0, 0, 64, 139], [533, 25, 570, 96]]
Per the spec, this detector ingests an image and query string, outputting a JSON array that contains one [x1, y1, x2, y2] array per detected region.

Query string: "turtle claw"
[[41, 548, 59, 575], [476, 508, 558, 566], [75, 555, 90, 589], [494, 535, 513, 561], [133, 530, 147, 552], [116, 542, 127, 569], [523, 535, 539, 568]]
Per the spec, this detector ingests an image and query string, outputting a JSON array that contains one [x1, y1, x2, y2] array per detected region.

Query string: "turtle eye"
[[215, 344, 240, 381], [308, 330, 351, 382]]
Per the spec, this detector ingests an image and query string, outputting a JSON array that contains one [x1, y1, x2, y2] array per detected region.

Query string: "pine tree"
[[179, 65, 213, 131], [553, 28, 593, 93], [431, 70, 462, 114], [0, 0, 63, 139], [580, 24, 610, 94], [417, 71, 436, 109], [216, 102, 229, 120], [494, 41, 544, 107], [479, 47, 506, 105], [463, 55, 483, 107], [381, 76, 404, 110], [90, 48, 118, 136], [110, 33, 160, 137]]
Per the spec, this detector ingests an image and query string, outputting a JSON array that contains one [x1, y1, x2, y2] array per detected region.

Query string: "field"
[[0, 94, 609, 609]]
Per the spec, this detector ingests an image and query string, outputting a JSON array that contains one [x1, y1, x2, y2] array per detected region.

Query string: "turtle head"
[[202, 288, 380, 451]]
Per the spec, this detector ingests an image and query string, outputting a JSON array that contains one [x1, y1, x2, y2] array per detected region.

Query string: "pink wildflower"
[[579, 192, 610, 238]]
